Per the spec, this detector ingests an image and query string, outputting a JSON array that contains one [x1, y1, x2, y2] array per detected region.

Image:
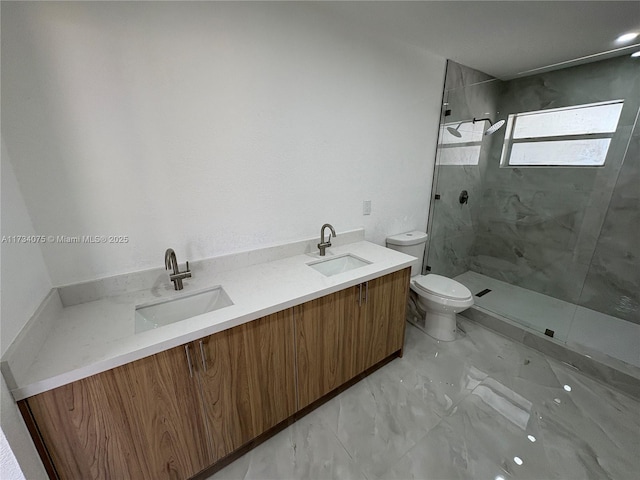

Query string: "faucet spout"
[[318, 223, 337, 256], [165, 248, 179, 274], [165, 248, 175, 271], [164, 248, 191, 290]]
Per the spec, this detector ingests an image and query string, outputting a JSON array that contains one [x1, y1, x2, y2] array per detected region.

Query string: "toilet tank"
[[386, 231, 428, 276]]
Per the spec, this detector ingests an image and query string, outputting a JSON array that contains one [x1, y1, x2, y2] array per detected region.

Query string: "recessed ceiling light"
[[616, 32, 639, 43], [632, 51, 640, 58]]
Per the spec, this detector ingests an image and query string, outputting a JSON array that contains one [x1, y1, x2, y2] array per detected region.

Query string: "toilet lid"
[[413, 274, 472, 300]]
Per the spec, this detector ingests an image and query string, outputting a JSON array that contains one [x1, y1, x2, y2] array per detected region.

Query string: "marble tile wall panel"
[[471, 236, 592, 303], [428, 164, 482, 276], [444, 79, 502, 125], [444, 60, 494, 94], [473, 185, 588, 254], [495, 56, 640, 129], [427, 232, 476, 278], [430, 166, 481, 237]]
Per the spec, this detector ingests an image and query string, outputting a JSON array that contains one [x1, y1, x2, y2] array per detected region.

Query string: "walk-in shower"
[[427, 57, 640, 370]]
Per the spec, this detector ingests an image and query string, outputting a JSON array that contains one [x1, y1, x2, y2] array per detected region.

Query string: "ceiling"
[[320, 1, 640, 79]]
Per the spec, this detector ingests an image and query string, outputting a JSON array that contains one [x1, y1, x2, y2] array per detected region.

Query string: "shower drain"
[[476, 288, 492, 297]]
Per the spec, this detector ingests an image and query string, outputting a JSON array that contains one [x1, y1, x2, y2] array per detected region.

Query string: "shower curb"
[[460, 305, 640, 401]]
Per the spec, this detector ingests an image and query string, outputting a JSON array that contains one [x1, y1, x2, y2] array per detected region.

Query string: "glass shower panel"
[[424, 61, 502, 281]]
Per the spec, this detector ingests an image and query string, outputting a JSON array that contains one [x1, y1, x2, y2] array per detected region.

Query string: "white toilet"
[[386, 231, 474, 341]]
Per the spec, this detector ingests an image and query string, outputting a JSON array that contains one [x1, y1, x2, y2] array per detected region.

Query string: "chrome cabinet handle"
[[185, 344, 194, 378], [357, 282, 368, 306], [199, 340, 207, 371]]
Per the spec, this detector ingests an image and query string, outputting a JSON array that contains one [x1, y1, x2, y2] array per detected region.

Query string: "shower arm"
[[473, 117, 495, 126]]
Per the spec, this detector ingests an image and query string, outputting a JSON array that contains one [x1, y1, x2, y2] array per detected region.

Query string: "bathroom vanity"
[[2, 231, 413, 479]]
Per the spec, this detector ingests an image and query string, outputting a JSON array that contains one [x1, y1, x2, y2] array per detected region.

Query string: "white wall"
[[2, 1, 445, 286], [0, 141, 53, 354], [1, 426, 26, 480], [1, 140, 51, 479]]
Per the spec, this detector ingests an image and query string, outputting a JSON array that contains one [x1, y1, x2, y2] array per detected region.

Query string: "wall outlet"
[[363, 200, 371, 215]]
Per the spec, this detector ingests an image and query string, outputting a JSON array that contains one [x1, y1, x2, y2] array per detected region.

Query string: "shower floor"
[[454, 271, 640, 369]]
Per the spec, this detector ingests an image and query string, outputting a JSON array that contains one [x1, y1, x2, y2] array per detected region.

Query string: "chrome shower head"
[[446, 122, 463, 138], [485, 119, 506, 136]]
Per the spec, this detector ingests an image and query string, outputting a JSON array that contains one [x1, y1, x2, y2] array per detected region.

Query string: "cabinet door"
[[295, 287, 362, 409], [27, 345, 212, 480], [197, 309, 296, 460], [362, 268, 411, 368]]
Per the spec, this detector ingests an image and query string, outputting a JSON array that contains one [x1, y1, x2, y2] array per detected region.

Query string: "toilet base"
[[406, 292, 458, 342], [423, 311, 457, 341]]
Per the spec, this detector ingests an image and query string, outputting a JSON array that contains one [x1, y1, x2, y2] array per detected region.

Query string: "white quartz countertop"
[[6, 241, 413, 400]]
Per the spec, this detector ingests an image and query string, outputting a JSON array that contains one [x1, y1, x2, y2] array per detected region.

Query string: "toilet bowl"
[[410, 274, 474, 341], [385, 231, 474, 341]]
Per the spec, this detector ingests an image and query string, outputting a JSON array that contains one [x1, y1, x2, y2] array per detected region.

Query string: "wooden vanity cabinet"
[[361, 268, 411, 367], [196, 308, 296, 461], [22, 268, 409, 480], [25, 309, 296, 480], [295, 286, 362, 409], [295, 267, 410, 409], [26, 344, 213, 480]]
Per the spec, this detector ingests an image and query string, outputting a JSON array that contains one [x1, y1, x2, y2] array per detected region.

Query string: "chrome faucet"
[[317, 223, 337, 256], [164, 248, 191, 290]]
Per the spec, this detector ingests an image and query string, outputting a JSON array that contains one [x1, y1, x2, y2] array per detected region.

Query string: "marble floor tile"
[[382, 372, 639, 479], [380, 395, 549, 480], [208, 409, 366, 480], [383, 325, 489, 416], [208, 318, 640, 480], [541, 359, 640, 477], [312, 363, 443, 478]]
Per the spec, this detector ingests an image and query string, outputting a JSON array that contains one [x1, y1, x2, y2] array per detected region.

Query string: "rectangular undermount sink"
[[307, 253, 371, 277], [135, 286, 233, 333]]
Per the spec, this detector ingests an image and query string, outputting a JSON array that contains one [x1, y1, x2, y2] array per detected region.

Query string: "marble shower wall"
[[426, 61, 502, 277], [428, 56, 639, 324]]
